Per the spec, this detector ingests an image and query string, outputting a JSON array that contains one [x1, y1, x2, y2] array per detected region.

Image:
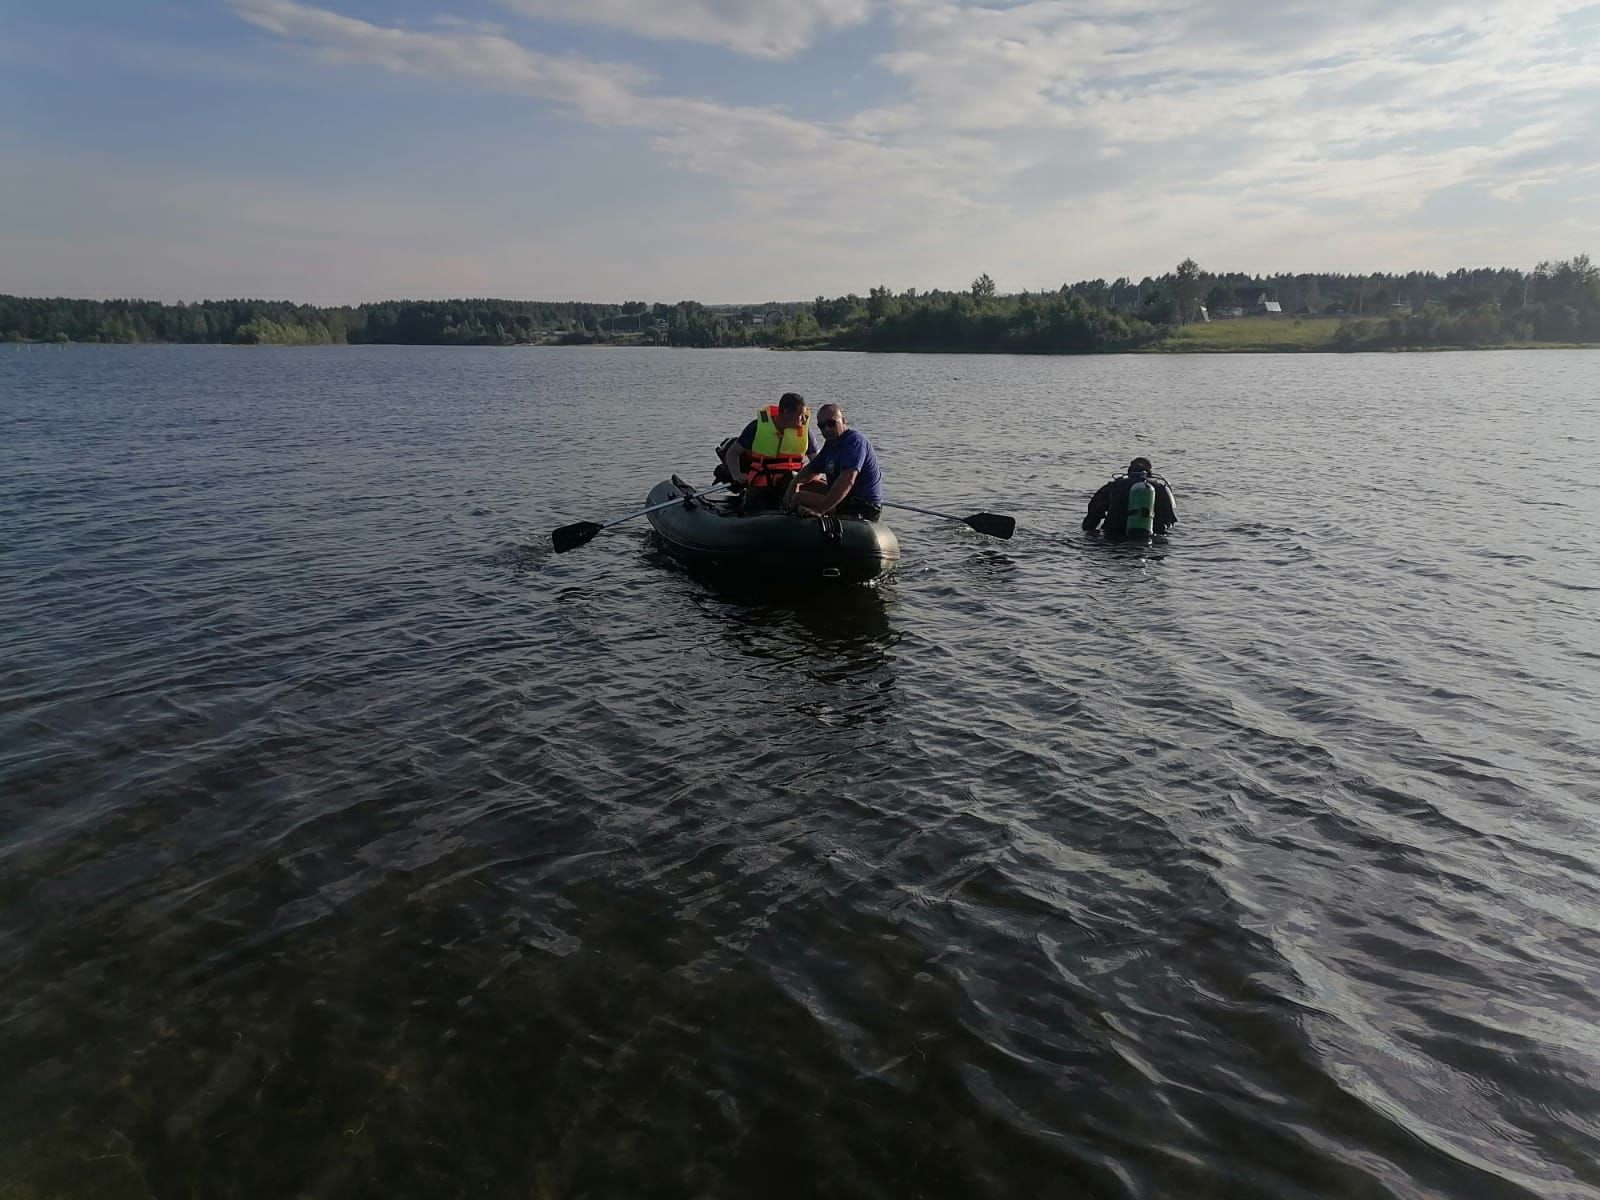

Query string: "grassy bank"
[[1150, 316, 1345, 352], [1149, 315, 1600, 353]]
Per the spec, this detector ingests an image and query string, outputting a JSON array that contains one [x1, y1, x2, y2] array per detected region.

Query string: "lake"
[[2, 344, 1598, 1199]]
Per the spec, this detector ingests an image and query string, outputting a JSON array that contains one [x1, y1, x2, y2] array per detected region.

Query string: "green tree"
[[971, 273, 996, 300], [1172, 258, 1203, 324]]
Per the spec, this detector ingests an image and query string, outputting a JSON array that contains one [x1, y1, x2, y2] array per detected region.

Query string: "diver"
[[1082, 456, 1177, 539]]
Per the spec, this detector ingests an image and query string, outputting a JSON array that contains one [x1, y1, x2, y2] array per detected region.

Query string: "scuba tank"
[[1125, 477, 1156, 537]]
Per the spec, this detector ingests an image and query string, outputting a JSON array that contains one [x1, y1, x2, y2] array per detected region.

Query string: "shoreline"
[[9, 338, 1597, 354]]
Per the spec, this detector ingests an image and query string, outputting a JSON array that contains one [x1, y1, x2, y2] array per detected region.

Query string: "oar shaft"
[[879, 500, 963, 522], [599, 482, 729, 530], [878, 499, 1015, 539]]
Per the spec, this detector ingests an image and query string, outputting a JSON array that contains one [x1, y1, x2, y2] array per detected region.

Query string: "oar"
[[551, 483, 729, 553], [879, 500, 1016, 540]]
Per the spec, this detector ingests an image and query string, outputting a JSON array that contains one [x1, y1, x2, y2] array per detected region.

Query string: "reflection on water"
[[696, 581, 895, 648], [667, 564, 901, 728]]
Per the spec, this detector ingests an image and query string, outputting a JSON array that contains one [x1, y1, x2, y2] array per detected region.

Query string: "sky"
[[3, 0, 1598, 304]]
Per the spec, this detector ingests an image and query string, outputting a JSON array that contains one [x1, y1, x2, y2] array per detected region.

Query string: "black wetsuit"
[[1082, 473, 1178, 538]]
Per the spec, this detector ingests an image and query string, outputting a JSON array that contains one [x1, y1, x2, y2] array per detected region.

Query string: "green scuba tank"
[[1125, 478, 1156, 537]]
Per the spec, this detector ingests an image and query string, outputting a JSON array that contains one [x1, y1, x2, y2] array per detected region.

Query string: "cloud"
[[857, 0, 1600, 271], [229, 0, 998, 241], [232, 0, 649, 116], [867, 0, 1600, 143], [494, 0, 871, 58], [186, 0, 1600, 295]]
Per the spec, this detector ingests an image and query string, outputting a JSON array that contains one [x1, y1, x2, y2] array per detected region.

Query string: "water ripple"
[[1, 345, 1598, 1198]]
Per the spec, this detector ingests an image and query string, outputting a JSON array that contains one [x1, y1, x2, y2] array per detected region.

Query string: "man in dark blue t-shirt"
[[783, 403, 883, 520]]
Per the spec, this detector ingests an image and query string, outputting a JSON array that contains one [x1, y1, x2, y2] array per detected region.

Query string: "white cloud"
[[430, 15, 508, 36], [229, 0, 1000, 241], [856, 0, 1600, 278], [76, 0, 1600, 298], [495, 0, 871, 58], [232, 0, 649, 116], [868, 0, 1600, 143]]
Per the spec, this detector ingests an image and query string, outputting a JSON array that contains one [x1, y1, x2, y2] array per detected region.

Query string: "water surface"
[[2, 344, 1598, 1198]]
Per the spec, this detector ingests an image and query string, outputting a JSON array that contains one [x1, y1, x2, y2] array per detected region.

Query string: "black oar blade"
[[963, 512, 1016, 540], [551, 521, 604, 553]]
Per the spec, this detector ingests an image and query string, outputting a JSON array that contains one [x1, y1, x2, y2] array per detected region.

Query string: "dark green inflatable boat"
[[644, 478, 899, 583]]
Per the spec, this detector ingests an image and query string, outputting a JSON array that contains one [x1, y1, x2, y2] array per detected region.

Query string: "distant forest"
[[4, 254, 1596, 352]]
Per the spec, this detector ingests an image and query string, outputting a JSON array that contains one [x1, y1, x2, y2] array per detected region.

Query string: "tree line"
[[3, 254, 1595, 352], [0, 290, 1155, 353], [1070, 255, 1600, 346], [0, 297, 655, 346], [799, 283, 1158, 353], [1321, 257, 1600, 347]]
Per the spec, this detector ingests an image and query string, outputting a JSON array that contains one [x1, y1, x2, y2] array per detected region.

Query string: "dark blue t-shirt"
[[737, 421, 822, 455], [809, 429, 883, 504]]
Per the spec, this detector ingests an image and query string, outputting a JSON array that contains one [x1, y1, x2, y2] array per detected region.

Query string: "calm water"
[[2, 344, 1598, 1199]]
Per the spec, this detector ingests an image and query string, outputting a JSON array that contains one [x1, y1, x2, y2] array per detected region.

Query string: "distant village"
[[1197, 287, 1410, 321], [1204, 289, 1284, 319]]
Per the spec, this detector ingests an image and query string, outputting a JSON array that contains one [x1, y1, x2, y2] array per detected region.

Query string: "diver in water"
[[1082, 457, 1177, 539]]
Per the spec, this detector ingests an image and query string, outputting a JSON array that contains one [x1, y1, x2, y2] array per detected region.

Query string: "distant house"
[[1233, 288, 1282, 315], [738, 306, 786, 327]]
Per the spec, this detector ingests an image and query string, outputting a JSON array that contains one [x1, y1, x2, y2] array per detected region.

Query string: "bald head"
[[817, 404, 847, 439]]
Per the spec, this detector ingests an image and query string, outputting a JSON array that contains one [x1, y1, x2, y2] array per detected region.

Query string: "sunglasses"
[[819, 419, 840, 430]]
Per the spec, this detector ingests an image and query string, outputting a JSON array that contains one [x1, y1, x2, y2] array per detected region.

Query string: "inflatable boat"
[[644, 478, 899, 583]]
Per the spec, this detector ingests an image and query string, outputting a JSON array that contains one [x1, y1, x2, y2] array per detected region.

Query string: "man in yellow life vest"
[[718, 391, 822, 511]]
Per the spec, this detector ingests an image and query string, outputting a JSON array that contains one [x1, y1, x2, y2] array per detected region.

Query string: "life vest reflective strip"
[[745, 406, 809, 487]]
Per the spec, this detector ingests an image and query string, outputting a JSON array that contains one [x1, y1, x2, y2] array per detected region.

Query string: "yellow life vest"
[[745, 406, 809, 487]]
